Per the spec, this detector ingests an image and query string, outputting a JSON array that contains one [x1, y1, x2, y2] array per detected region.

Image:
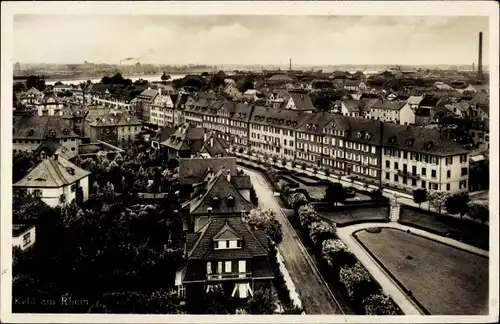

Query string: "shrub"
[[324, 169, 330, 177], [322, 239, 357, 269], [288, 192, 308, 210], [244, 209, 283, 244], [339, 262, 380, 302], [365, 227, 382, 233], [363, 293, 400, 315], [298, 204, 320, 230], [309, 221, 336, 247], [301, 164, 306, 170]]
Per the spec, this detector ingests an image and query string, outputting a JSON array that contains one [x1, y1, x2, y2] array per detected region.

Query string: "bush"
[[363, 293, 400, 315], [365, 227, 382, 233], [309, 220, 336, 247], [339, 262, 380, 303], [287, 192, 308, 210], [322, 239, 357, 269], [297, 204, 320, 230]]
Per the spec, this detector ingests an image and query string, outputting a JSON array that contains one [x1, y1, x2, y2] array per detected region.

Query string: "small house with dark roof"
[[13, 154, 91, 207], [341, 100, 364, 118], [286, 92, 315, 110], [179, 170, 273, 307], [160, 123, 205, 158]]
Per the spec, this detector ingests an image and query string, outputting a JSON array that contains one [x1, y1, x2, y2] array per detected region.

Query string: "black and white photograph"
[[1, 1, 498, 323]]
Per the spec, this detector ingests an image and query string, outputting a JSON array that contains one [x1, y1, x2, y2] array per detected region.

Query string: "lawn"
[[399, 206, 489, 250], [296, 182, 327, 201], [318, 206, 389, 226], [356, 228, 489, 315]]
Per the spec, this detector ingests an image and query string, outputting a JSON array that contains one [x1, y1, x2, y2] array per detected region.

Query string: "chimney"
[[226, 169, 231, 183], [148, 86, 151, 91], [289, 58, 292, 71], [210, 137, 214, 147], [478, 32, 483, 78], [54, 153, 59, 160], [203, 132, 207, 143], [158, 87, 162, 96]]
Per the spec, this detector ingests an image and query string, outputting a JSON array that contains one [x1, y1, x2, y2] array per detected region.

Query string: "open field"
[[356, 228, 489, 315]]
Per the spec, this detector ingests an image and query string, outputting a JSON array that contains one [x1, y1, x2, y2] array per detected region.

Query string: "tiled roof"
[[250, 105, 312, 130], [289, 92, 314, 110], [13, 116, 79, 139], [343, 117, 383, 145], [88, 110, 142, 127], [383, 123, 470, 156], [162, 124, 205, 150], [407, 95, 424, 105], [229, 103, 253, 122], [33, 138, 74, 160], [342, 100, 363, 112], [187, 170, 254, 215], [155, 126, 176, 143], [419, 96, 440, 107], [298, 112, 336, 134], [268, 74, 294, 82], [138, 89, 159, 100], [14, 156, 90, 188], [371, 101, 406, 111], [179, 157, 238, 185], [188, 216, 268, 259], [200, 133, 230, 157]]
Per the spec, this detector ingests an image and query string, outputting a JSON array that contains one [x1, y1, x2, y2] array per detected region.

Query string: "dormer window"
[[28, 129, 35, 136], [389, 136, 397, 144], [226, 194, 235, 207], [211, 195, 220, 208], [425, 141, 434, 150], [63, 128, 70, 136], [66, 167, 75, 175], [406, 138, 414, 146], [365, 132, 372, 140]]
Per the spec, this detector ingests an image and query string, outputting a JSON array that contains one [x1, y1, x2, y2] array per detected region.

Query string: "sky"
[[13, 15, 489, 66]]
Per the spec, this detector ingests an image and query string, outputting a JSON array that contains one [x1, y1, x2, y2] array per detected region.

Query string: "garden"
[[317, 206, 390, 227], [354, 228, 489, 315], [398, 205, 489, 250]]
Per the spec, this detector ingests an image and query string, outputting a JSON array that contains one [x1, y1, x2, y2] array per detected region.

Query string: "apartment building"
[[249, 106, 312, 161], [149, 89, 177, 127], [368, 100, 406, 123], [84, 109, 142, 148], [381, 124, 470, 194]]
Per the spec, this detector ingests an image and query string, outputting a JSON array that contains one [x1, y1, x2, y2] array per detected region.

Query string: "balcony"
[[207, 272, 252, 281], [397, 170, 420, 180]]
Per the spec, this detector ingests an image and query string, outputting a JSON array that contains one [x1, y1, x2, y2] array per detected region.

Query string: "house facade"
[[13, 154, 91, 207], [12, 224, 36, 251]]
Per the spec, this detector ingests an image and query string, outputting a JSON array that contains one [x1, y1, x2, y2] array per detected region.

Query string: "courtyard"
[[355, 228, 489, 315]]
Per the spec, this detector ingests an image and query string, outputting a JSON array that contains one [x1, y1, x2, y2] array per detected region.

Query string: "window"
[[238, 260, 246, 275], [446, 184, 451, 191], [431, 157, 437, 165], [385, 161, 390, 168], [394, 174, 399, 182], [411, 178, 417, 186], [423, 155, 429, 163], [207, 262, 212, 274], [33, 189, 42, 197], [460, 154, 467, 163], [461, 168, 468, 176], [431, 170, 436, 178], [217, 262, 223, 274], [394, 162, 399, 170], [421, 168, 426, 176], [421, 180, 426, 188], [23, 233, 31, 246], [447, 170, 451, 178], [402, 177, 407, 184], [225, 261, 232, 273], [371, 146, 376, 154], [403, 151, 408, 159], [412, 166, 417, 174]]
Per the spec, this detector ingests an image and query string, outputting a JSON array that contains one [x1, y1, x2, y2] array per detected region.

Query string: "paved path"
[[336, 222, 489, 315], [241, 166, 344, 314]]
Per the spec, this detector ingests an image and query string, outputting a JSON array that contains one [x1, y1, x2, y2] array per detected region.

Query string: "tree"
[[287, 192, 308, 211], [445, 193, 470, 219], [26, 75, 38, 89], [323, 182, 346, 206], [468, 203, 489, 224], [14, 82, 26, 92], [249, 187, 259, 205], [339, 262, 379, 303], [297, 204, 320, 230], [54, 81, 63, 86], [309, 220, 336, 247], [412, 188, 427, 208], [322, 238, 357, 269], [246, 288, 276, 314], [161, 72, 171, 82], [239, 79, 254, 93], [426, 191, 450, 214], [244, 208, 283, 244], [12, 150, 38, 183], [363, 294, 400, 315], [101, 76, 112, 84]]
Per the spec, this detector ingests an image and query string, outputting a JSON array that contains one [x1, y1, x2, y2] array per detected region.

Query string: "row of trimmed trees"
[[412, 189, 489, 223]]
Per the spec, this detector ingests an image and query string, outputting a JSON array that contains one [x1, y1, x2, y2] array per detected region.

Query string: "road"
[[241, 167, 344, 314]]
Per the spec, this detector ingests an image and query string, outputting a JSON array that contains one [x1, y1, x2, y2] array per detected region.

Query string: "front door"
[[347, 164, 352, 175]]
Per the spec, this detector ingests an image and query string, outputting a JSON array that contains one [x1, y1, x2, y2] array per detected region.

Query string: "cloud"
[[13, 15, 489, 65]]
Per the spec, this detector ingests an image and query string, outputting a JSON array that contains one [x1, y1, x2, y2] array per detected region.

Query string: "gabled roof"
[[188, 216, 267, 259], [342, 100, 363, 112], [213, 221, 243, 240], [33, 138, 74, 160], [407, 95, 424, 105], [250, 105, 312, 130], [14, 156, 90, 188], [298, 112, 336, 134], [289, 92, 314, 110], [199, 133, 230, 157], [179, 157, 238, 185], [162, 123, 205, 151], [187, 170, 255, 216], [383, 123, 470, 156]]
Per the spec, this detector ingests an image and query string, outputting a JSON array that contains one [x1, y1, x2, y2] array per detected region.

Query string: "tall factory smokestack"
[[478, 32, 483, 78], [289, 58, 292, 72]]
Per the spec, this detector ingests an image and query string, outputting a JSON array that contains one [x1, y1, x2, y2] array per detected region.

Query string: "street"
[[241, 167, 345, 314]]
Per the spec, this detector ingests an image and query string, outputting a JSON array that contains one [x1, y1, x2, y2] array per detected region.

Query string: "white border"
[[1, 1, 498, 323]]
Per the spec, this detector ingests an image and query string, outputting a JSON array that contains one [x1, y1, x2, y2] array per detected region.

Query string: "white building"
[[399, 96, 423, 125], [12, 224, 36, 251], [13, 154, 91, 207]]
